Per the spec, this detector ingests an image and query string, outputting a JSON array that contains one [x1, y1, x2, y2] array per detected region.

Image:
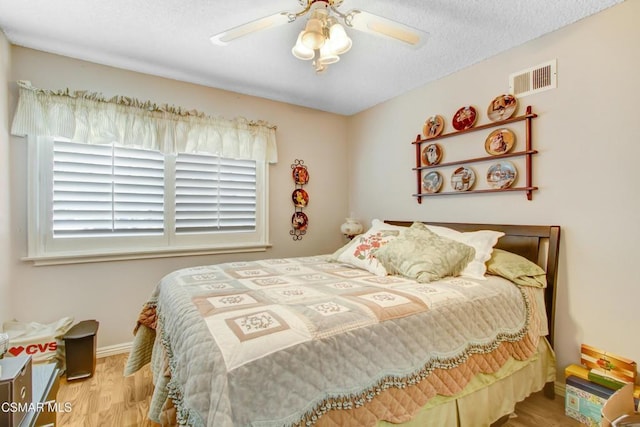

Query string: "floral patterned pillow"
[[336, 223, 402, 276]]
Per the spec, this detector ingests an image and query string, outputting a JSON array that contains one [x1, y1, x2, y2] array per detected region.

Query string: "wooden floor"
[[56, 353, 584, 426]]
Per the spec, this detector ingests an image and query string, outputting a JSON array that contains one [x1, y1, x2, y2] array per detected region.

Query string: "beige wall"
[[6, 47, 349, 347], [0, 31, 11, 324], [348, 0, 639, 378]]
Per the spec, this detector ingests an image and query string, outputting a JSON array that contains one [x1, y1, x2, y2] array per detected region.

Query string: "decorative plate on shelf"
[[422, 115, 444, 139], [451, 167, 475, 191], [484, 128, 516, 156], [487, 94, 517, 122], [421, 143, 443, 166], [452, 106, 477, 131], [422, 171, 443, 193], [291, 211, 308, 231], [292, 165, 309, 185], [486, 161, 518, 189], [292, 188, 309, 208]]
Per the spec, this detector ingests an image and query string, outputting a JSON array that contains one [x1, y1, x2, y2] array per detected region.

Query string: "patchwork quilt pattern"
[[127, 255, 541, 426]]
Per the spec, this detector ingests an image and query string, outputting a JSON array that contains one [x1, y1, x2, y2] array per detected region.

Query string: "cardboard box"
[[566, 375, 616, 427], [601, 383, 640, 427], [581, 344, 637, 384]]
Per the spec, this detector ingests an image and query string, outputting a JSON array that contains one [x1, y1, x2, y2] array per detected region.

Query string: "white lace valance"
[[10, 80, 278, 163]]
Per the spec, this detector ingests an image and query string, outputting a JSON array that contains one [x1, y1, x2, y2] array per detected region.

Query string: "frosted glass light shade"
[[329, 22, 352, 55], [301, 18, 325, 50], [292, 31, 315, 60], [340, 218, 364, 237], [318, 42, 339, 65]]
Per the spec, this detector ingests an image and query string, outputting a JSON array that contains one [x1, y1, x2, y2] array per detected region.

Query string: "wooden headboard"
[[385, 221, 561, 347]]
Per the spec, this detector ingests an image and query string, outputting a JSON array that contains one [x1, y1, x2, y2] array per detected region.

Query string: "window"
[[27, 137, 268, 264]]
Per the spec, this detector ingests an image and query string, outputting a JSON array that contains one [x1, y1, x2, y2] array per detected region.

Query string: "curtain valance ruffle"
[[10, 80, 278, 163]]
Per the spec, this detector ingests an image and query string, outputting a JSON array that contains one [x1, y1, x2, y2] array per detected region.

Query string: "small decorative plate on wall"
[[484, 128, 516, 156], [291, 188, 309, 208], [487, 94, 517, 122], [452, 106, 477, 131], [291, 211, 308, 231], [451, 166, 476, 191], [421, 143, 443, 166], [422, 171, 443, 193], [423, 115, 444, 139], [292, 165, 309, 185], [486, 161, 518, 189]]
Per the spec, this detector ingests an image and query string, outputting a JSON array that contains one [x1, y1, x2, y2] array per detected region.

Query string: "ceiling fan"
[[210, 0, 428, 73]]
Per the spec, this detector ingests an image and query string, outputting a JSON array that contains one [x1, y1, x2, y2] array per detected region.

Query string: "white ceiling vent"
[[509, 59, 557, 97]]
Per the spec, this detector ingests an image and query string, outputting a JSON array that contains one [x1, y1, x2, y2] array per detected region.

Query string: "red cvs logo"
[[8, 341, 57, 356]]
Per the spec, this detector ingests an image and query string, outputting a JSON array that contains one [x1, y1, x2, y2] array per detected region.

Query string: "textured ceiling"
[[0, 0, 623, 115]]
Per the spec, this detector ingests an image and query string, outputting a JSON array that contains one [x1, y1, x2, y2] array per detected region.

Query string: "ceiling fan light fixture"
[[328, 21, 352, 54], [210, 0, 429, 75], [301, 18, 325, 50], [292, 31, 315, 60], [318, 42, 340, 65]]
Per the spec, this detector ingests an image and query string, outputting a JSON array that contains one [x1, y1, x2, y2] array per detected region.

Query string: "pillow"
[[335, 220, 403, 276], [486, 248, 547, 288], [373, 223, 476, 283], [416, 223, 504, 280]]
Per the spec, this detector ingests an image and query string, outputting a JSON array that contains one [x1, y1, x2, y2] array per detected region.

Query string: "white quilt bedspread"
[[128, 255, 539, 426]]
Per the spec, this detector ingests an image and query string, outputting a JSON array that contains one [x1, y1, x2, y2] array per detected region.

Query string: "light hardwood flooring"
[[56, 353, 584, 426]]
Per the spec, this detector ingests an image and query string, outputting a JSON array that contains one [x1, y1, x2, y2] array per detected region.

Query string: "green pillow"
[[486, 248, 547, 288], [374, 223, 475, 283]]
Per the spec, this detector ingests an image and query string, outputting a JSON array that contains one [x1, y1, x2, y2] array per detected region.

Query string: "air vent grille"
[[509, 60, 557, 97]]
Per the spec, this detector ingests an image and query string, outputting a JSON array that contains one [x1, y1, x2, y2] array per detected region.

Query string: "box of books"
[[566, 375, 616, 427], [565, 363, 640, 402]]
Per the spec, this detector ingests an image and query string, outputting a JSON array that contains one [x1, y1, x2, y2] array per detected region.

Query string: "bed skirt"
[[378, 338, 556, 427]]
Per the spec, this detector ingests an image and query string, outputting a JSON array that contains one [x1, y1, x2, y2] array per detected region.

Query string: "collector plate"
[[452, 106, 477, 131], [486, 161, 517, 189], [451, 166, 475, 191], [423, 115, 444, 139], [421, 143, 443, 166], [292, 165, 309, 185], [487, 94, 517, 122], [291, 211, 308, 231], [292, 188, 309, 208], [422, 171, 443, 193], [484, 128, 516, 156]]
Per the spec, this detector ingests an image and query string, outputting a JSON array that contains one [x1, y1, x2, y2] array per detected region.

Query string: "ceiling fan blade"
[[346, 10, 428, 48], [210, 12, 291, 46]]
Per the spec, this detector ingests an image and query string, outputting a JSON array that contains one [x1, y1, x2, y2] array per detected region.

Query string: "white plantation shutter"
[[52, 140, 165, 237], [26, 137, 267, 263], [175, 153, 256, 233]]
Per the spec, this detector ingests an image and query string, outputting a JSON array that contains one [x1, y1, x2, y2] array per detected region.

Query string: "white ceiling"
[[0, 0, 623, 115]]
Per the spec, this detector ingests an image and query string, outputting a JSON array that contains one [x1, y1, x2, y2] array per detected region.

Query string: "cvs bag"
[[2, 317, 74, 364]]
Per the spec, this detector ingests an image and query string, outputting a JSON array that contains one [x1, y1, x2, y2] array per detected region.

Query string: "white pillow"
[[421, 224, 504, 280], [336, 219, 404, 276]]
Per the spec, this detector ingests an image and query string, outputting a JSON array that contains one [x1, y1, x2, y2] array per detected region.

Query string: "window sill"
[[23, 244, 272, 266]]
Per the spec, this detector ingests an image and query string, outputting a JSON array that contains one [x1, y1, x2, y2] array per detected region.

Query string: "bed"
[[125, 220, 561, 427]]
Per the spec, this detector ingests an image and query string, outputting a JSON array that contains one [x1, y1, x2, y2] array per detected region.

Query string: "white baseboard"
[[555, 380, 566, 396], [97, 342, 132, 358]]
